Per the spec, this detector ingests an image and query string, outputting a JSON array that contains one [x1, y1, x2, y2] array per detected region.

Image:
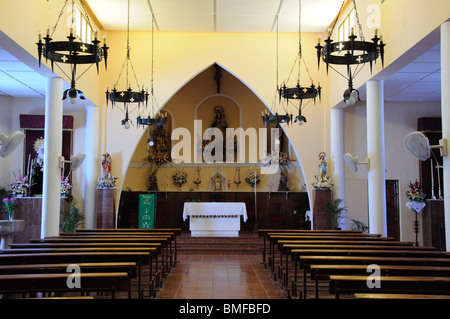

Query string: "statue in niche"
[[208, 169, 229, 191], [147, 126, 171, 192], [211, 105, 227, 137], [152, 126, 169, 154], [214, 174, 222, 191], [30, 137, 45, 195]]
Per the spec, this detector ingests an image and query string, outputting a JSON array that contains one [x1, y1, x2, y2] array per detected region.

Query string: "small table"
[[0, 220, 25, 249], [183, 202, 247, 237]]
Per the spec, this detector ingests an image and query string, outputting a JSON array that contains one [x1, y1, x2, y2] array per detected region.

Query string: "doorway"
[[386, 179, 400, 240]]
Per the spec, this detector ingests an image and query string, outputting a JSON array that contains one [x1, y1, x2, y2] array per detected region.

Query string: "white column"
[[41, 77, 63, 238], [441, 21, 450, 250], [83, 105, 100, 229], [331, 107, 345, 228], [366, 80, 387, 236]]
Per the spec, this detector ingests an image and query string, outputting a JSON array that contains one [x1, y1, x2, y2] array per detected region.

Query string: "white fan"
[[59, 153, 86, 171], [0, 131, 25, 158], [404, 131, 447, 161], [344, 153, 370, 173]]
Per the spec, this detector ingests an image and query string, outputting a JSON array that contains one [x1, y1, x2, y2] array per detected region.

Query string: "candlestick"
[[431, 158, 436, 199]]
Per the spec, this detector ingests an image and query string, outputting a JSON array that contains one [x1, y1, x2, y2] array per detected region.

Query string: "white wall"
[[344, 100, 441, 242]]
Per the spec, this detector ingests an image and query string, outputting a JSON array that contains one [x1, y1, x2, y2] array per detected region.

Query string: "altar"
[[182, 202, 248, 237]]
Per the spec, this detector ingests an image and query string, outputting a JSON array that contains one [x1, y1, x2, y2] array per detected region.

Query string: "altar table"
[[182, 202, 247, 237]]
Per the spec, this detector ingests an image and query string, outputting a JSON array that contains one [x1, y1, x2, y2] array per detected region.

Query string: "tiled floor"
[[157, 253, 286, 299]]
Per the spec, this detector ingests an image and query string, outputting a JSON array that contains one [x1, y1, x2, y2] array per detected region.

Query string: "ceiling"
[[0, 0, 442, 103], [85, 0, 343, 32]]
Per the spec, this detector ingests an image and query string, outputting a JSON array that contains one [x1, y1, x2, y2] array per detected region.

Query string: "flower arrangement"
[[148, 152, 172, 167], [312, 174, 333, 190], [9, 172, 30, 196], [406, 180, 426, 202], [172, 170, 187, 187], [245, 167, 260, 186], [60, 175, 72, 197], [97, 174, 118, 189], [2, 197, 18, 220]]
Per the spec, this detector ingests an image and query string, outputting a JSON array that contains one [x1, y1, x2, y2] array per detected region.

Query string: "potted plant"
[[324, 199, 347, 230], [60, 197, 84, 233]]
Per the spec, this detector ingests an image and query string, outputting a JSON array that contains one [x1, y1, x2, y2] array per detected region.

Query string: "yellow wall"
[[122, 65, 306, 193]]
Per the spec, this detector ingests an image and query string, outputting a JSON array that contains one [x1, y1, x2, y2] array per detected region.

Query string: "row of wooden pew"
[[0, 228, 181, 299], [258, 229, 450, 299]]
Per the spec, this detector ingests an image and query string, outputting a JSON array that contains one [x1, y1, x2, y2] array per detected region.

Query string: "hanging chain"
[[353, 0, 365, 41]]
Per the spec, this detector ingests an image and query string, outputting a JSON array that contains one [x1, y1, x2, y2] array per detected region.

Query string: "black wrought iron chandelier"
[[105, 0, 149, 129], [315, 0, 385, 106], [135, 8, 167, 130], [263, 0, 320, 128], [36, 0, 108, 104]]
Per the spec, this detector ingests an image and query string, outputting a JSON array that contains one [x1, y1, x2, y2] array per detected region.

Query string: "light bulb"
[[124, 121, 131, 129], [69, 96, 77, 104], [345, 93, 356, 106], [148, 140, 154, 146]]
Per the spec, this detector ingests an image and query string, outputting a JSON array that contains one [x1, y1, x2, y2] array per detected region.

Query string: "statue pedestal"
[[312, 189, 332, 230], [96, 188, 116, 228]]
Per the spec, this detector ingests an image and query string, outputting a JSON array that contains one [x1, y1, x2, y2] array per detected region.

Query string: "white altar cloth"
[[183, 202, 247, 237]]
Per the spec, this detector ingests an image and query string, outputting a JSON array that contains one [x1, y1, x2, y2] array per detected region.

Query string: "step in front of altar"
[[177, 234, 264, 254]]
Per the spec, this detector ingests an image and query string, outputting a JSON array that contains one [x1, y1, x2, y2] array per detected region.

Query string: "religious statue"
[[277, 170, 289, 191], [211, 105, 227, 136], [97, 152, 118, 188], [152, 126, 169, 154], [30, 137, 45, 195], [312, 152, 332, 189], [318, 152, 327, 178], [102, 152, 112, 176], [214, 174, 222, 191]]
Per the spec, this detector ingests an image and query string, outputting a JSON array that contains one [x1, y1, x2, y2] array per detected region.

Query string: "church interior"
[[0, 0, 450, 303]]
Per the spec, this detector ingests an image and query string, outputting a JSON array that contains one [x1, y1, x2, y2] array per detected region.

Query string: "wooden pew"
[[0, 272, 130, 299], [75, 228, 182, 265], [354, 293, 450, 299], [39, 234, 174, 275], [311, 264, 450, 299], [0, 262, 136, 299], [258, 229, 365, 265], [0, 251, 152, 298], [266, 233, 397, 282], [298, 255, 450, 299], [329, 275, 450, 299], [32, 236, 170, 286], [279, 244, 436, 294], [289, 249, 450, 298]]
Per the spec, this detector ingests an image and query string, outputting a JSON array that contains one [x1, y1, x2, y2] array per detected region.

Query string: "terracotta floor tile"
[[156, 252, 286, 299]]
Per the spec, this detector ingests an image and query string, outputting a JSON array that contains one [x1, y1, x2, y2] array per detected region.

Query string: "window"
[[74, 5, 93, 43], [337, 8, 355, 42]]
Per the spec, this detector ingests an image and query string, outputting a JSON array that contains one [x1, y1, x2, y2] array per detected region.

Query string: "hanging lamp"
[[315, 0, 385, 105], [36, 0, 109, 104], [105, 0, 149, 129]]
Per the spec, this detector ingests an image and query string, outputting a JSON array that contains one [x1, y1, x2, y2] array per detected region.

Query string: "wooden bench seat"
[[354, 293, 450, 299], [297, 255, 450, 299], [329, 275, 450, 299], [310, 264, 450, 299], [73, 228, 181, 264], [0, 272, 130, 299], [0, 251, 151, 298], [32, 236, 171, 282]]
